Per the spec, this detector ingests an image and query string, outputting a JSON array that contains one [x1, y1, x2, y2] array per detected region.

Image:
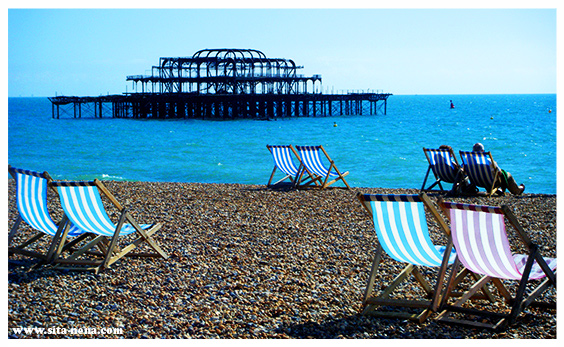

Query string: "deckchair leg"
[[321, 163, 334, 188], [412, 267, 433, 296], [421, 165, 444, 192], [44, 215, 70, 264], [438, 256, 461, 310], [421, 166, 432, 191], [270, 175, 293, 187], [363, 261, 438, 323], [126, 214, 168, 258], [430, 240, 455, 311], [522, 277, 555, 308], [322, 161, 350, 189], [8, 215, 23, 245], [292, 164, 304, 188], [60, 233, 95, 254], [437, 272, 492, 322], [106, 223, 164, 265], [50, 221, 74, 261], [363, 244, 383, 304], [17, 232, 45, 250], [102, 210, 129, 269], [506, 246, 537, 325], [54, 235, 105, 263], [53, 238, 105, 263], [267, 167, 278, 186], [297, 163, 322, 188], [490, 278, 512, 303], [9, 231, 52, 263], [101, 210, 167, 269], [381, 264, 416, 299], [532, 252, 557, 285], [453, 275, 493, 308], [487, 170, 500, 196], [322, 169, 350, 189], [94, 238, 109, 256], [451, 170, 462, 195]]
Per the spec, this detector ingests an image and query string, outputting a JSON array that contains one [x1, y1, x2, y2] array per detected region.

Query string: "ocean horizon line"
[[7, 92, 557, 99]]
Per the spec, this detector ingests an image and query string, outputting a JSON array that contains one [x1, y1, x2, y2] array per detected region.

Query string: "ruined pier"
[[49, 48, 391, 120]]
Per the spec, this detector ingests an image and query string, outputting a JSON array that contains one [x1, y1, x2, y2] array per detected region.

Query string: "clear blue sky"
[[8, 7, 557, 97]]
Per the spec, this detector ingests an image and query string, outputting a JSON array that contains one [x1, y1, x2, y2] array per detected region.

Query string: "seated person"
[[472, 143, 525, 195], [438, 145, 476, 195]]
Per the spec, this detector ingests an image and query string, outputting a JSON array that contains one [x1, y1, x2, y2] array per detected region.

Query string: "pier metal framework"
[[49, 48, 391, 119]]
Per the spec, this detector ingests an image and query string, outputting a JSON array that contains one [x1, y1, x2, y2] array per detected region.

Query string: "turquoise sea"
[[8, 94, 557, 194]]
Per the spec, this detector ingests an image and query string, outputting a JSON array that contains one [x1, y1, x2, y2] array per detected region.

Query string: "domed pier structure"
[[49, 48, 391, 119]]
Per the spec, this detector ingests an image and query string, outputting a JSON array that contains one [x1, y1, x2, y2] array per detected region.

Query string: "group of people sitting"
[[440, 143, 525, 196]]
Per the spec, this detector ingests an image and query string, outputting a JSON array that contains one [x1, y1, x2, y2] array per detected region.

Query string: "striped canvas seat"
[[421, 147, 462, 192], [368, 194, 456, 267], [297, 145, 339, 178], [459, 151, 499, 195], [8, 166, 83, 263], [266, 145, 302, 187], [50, 179, 168, 273], [14, 170, 83, 237], [437, 200, 557, 330], [295, 145, 350, 189], [447, 204, 556, 280], [357, 193, 455, 322], [56, 184, 151, 237]]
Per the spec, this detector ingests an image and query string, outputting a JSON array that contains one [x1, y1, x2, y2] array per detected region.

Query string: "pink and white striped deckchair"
[[437, 200, 556, 330]]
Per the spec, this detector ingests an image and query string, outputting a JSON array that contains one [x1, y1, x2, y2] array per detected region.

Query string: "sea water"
[[7, 94, 556, 194]]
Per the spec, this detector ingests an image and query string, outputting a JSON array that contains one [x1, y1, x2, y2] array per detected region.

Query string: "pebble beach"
[[7, 180, 557, 339]]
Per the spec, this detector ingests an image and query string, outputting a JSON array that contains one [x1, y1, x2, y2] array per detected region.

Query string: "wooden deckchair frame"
[[435, 198, 557, 330], [296, 145, 350, 189], [8, 165, 75, 265], [357, 192, 456, 323], [266, 144, 303, 188], [421, 147, 462, 193], [459, 151, 500, 196], [50, 179, 168, 273]]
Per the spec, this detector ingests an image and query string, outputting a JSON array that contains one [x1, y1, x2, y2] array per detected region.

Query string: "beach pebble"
[[7, 180, 556, 338]]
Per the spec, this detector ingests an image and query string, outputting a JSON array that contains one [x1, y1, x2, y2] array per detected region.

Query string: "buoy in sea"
[[333, 122, 338, 127]]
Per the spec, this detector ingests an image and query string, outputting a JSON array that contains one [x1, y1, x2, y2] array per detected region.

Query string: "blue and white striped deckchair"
[[357, 193, 456, 322], [266, 145, 303, 187], [295, 145, 350, 189], [436, 200, 557, 330], [459, 151, 500, 195], [51, 179, 168, 272], [421, 147, 462, 192], [8, 165, 83, 263]]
